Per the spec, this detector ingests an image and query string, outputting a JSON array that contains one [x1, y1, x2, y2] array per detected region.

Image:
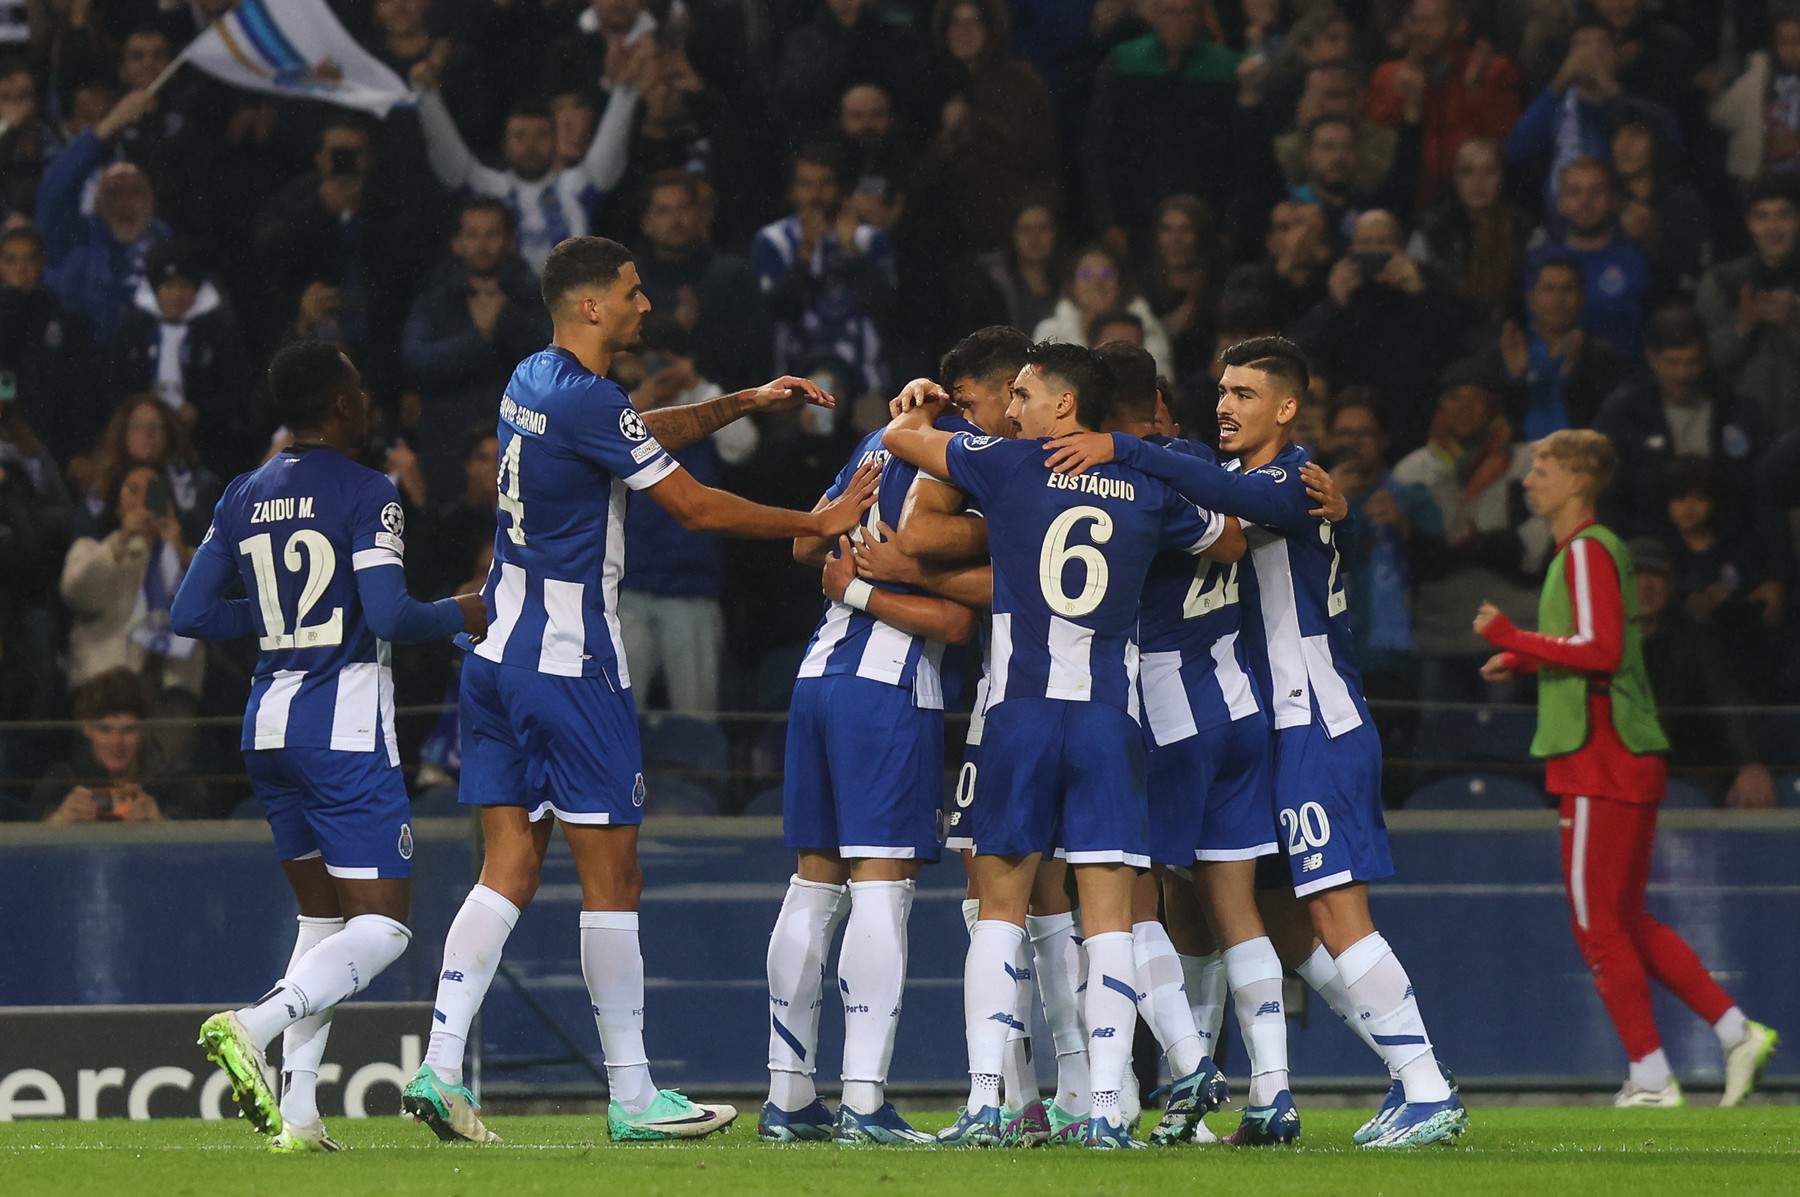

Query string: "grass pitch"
[[4, 1107, 1797, 1197]]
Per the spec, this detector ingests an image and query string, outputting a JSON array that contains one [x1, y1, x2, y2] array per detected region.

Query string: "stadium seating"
[[229, 795, 265, 820], [645, 774, 721, 816], [753, 643, 809, 711], [1661, 778, 1716, 809], [1410, 706, 1536, 765], [1406, 773, 1546, 810], [1778, 774, 1800, 806], [740, 785, 784, 817], [639, 714, 730, 800]]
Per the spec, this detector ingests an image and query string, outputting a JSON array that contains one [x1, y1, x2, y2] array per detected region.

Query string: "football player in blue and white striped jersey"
[[404, 236, 879, 1146], [174, 342, 488, 1151]]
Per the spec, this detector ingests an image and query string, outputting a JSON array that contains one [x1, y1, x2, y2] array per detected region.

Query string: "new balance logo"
[[1004, 963, 1033, 982], [1256, 1001, 1282, 1017], [1091, 1027, 1117, 1039], [1404, 985, 1415, 999], [1302, 852, 1324, 872], [1289, 688, 1304, 698], [441, 970, 464, 983], [987, 1012, 1026, 1031]]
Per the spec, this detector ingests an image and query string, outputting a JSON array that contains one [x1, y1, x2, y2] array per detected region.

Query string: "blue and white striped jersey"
[[796, 416, 980, 708], [197, 448, 413, 763], [1135, 437, 1262, 747], [474, 347, 677, 684], [943, 433, 1223, 717], [1114, 437, 1367, 736]]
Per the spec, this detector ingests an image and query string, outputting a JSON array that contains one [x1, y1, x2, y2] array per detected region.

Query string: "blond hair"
[[1534, 428, 1616, 495]]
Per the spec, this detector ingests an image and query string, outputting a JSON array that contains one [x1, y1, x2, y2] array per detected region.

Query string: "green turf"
[[4, 1107, 1797, 1197]]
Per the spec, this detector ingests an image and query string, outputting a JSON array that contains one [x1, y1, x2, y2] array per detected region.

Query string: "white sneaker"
[[1613, 1079, 1683, 1108], [1721, 1020, 1780, 1107]]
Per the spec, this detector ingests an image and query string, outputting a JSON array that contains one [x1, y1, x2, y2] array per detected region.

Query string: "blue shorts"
[[1272, 719, 1392, 896], [943, 742, 979, 852], [1146, 713, 1277, 868], [246, 748, 414, 880], [974, 698, 1148, 867], [459, 653, 645, 826], [783, 675, 943, 861]]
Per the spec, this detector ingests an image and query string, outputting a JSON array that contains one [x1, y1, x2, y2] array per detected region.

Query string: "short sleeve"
[[942, 433, 1014, 509], [352, 474, 409, 571], [569, 378, 679, 491]]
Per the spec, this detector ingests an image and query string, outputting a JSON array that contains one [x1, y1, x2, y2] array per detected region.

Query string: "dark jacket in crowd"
[[772, 7, 934, 141], [34, 130, 171, 346], [109, 281, 255, 474], [0, 283, 94, 464], [400, 254, 551, 501], [636, 247, 772, 389], [1593, 375, 1768, 538], [18, 740, 210, 822], [1294, 281, 1465, 452]]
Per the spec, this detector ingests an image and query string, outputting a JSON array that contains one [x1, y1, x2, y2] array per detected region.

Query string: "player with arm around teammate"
[[882, 342, 1245, 1150], [173, 343, 488, 1151], [401, 236, 879, 1145], [1046, 336, 1467, 1148], [754, 376, 980, 1146], [1473, 430, 1777, 1108]]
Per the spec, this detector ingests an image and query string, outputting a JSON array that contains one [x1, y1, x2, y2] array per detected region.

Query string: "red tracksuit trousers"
[[1558, 792, 1736, 1061]]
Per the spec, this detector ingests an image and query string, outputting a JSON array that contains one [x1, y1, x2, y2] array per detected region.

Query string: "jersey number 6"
[[1039, 505, 1113, 618]]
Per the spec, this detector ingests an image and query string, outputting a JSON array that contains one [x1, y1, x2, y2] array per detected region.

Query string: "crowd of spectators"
[[1, 0, 1798, 819]]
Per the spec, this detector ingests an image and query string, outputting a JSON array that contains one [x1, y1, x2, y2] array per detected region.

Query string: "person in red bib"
[[1472, 429, 1777, 1108]]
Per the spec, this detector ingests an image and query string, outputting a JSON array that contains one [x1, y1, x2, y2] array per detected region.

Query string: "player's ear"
[[1275, 393, 1298, 428]]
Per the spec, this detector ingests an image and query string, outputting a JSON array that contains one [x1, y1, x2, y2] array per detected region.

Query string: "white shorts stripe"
[[1196, 841, 1280, 862], [839, 845, 917, 859], [1293, 867, 1355, 898], [324, 864, 380, 880], [1062, 849, 1152, 868]]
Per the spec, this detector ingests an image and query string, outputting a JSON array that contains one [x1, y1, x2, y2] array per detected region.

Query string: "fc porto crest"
[[397, 823, 414, 860]]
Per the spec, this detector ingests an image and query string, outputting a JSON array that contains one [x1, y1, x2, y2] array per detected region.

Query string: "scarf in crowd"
[[1427, 406, 1514, 503], [127, 538, 198, 662]]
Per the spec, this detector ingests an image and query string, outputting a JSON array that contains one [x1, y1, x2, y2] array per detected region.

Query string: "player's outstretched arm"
[[170, 534, 256, 641], [649, 461, 880, 539], [895, 474, 988, 562], [853, 522, 995, 608], [880, 404, 954, 481], [356, 564, 478, 644], [1472, 540, 1624, 675], [822, 536, 975, 643], [1047, 432, 1309, 531], [641, 375, 835, 452], [793, 491, 836, 568]]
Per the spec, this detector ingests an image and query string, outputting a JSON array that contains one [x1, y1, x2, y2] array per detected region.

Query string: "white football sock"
[[1027, 911, 1087, 1113], [237, 914, 412, 1049], [1630, 1047, 1673, 1091], [1001, 933, 1041, 1107], [1082, 931, 1138, 1116], [1335, 932, 1451, 1103], [424, 885, 520, 1087], [579, 910, 656, 1114], [838, 879, 912, 1115], [1223, 937, 1289, 1106], [964, 919, 1025, 1112], [1180, 951, 1227, 1059], [1297, 943, 1384, 1066], [1714, 1007, 1747, 1051], [1133, 921, 1203, 1077], [278, 915, 342, 1127], [961, 898, 980, 935], [765, 875, 846, 1111]]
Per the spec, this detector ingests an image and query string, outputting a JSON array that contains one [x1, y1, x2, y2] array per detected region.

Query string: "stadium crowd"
[[1, 0, 1797, 819]]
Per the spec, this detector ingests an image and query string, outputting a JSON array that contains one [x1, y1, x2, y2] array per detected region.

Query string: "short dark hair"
[[1085, 307, 1143, 346], [1219, 335, 1310, 400], [458, 194, 515, 238], [75, 668, 150, 723], [1745, 170, 1800, 212], [318, 115, 371, 146], [1663, 454, 1719, 503], [268, 340, 356, 431], [506, 102, 553, 125], [1646, 304, 1706, 353], [1528, 253, 1585, 290], [939, 325, 1030, 387], [1304, 113, 1355, 144], [1557, 154, 1614, 192], [1024, 341, 1115, 432], [540, 236, 634, 313], [643, 169, 699, 205], [788, 143, 844, 188], [1093, 341, 1157, 426]]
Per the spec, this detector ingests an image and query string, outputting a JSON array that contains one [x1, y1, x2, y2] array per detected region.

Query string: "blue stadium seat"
[[639, 713, 730, 798], [1661, 778, 1715, 809], [229, 795, 265, 820], [645, 773, 720, 816], [1755, 711, 1800, 771], [1409, 706, 1535, 765], [750, 719, 788, 786], [409, 783, 463, 818], [1406, 773, 1545, 810], [1777, 774, 1800, 807], [740, 785, 784, 817]]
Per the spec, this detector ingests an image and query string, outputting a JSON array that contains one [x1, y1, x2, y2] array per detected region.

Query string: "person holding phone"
[[58, 460, 205, 769], [23, 668, 207, 823]]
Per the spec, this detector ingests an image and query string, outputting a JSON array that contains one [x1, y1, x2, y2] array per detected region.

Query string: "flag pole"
[[146, 47, 191, 96]]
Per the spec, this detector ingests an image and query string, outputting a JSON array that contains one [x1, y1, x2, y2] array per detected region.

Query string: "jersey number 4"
[[497, 437, 527, 545], [238, 531, 344, 650]]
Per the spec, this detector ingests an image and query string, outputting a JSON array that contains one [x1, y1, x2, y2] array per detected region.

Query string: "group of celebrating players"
[[170, 232, 1771, 1156]]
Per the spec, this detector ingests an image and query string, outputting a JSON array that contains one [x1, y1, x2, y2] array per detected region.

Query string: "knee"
[[588, 859, 643, 910], [479, 857, 544, 909]]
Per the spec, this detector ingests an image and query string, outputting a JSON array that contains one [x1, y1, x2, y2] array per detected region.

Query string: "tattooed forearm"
[[640, 391, 755, 452]]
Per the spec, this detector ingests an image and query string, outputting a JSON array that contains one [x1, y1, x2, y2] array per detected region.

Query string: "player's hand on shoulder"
[[1043, 431, 1114, 476], [1302, 461, 1347, 521], [888, 379, 950, 420], [821, 535, 856, 600], [814, 460, 881, 536], [853, 521, 922, 586], [749, 375, 833, 412], [454, 592, 489, 642]]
